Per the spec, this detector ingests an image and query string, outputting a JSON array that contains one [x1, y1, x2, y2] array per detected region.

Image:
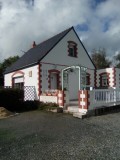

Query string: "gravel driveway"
[[0, 111, 120, 160]]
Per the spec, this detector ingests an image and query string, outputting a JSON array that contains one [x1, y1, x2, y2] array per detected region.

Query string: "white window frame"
[[101, 74, 108, 87]]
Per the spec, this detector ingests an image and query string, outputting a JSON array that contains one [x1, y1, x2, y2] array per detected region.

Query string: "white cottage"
[[4, 27, 95, 104], [4, 27, 120, 116]]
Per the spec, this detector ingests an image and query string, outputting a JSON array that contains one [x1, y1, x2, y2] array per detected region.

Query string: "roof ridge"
[[25, 27, 72, 53], [36, 26, 73, 47]]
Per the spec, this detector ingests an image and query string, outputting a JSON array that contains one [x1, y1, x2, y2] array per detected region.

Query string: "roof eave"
[[38, 27, 73, 62], [4, 62, 38, 75]]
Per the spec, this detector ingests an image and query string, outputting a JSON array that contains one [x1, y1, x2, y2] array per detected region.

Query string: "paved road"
[[0, 111, 120, 160]]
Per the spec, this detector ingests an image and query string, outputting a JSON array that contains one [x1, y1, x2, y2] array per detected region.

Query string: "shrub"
[[38, 102, 59, 111], [0, 88, 60, 112], [0, 88, 24, 111], [0, 88, 40, 112], [20, 100, 39, 112], [10, 100, 40, 112]]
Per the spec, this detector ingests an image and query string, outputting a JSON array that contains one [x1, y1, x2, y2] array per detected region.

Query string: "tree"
[[91, 48, 112, 69], [0, 56, 19, 86], [114, 52, 120, 68]]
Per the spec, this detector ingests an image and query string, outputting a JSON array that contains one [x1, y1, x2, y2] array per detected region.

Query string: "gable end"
[[72, 27, 96, 69]]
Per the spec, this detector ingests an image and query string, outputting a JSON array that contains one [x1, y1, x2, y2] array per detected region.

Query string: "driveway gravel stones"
[[0, 111, 120, 160]]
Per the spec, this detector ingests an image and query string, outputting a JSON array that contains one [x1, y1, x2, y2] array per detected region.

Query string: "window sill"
[[68, 55, 77, 58]]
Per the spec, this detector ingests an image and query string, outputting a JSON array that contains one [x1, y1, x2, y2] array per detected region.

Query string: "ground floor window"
[[12, 76, 24, 89], [86, 73, 90, 85], [50, 73, 58, 89], [48, 70, 60, 90], [13, 82, 24, 89], [100, 74, 109, 87]]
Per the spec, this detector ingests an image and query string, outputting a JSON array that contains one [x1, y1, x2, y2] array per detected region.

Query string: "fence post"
[[57, 90, 69, 108], [57, 90, 64, 107], [78, 90, 89, 111]]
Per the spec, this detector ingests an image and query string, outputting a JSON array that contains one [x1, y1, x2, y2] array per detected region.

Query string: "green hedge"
[[0, 88, 40, 112], [0, 88, 24, 111], [20, 100, 39, 112], [0, 88, 60, 112]]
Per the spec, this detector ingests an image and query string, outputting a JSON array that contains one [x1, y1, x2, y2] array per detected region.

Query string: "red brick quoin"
[[78, 90, 90, 110]]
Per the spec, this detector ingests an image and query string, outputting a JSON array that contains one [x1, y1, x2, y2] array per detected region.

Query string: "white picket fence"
[[89, 89, 120, 109]]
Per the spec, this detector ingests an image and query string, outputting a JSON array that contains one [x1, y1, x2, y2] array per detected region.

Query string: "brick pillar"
[[112, 67, 116, 87], [57, 90, 64, 107], [94, 69, 97, 88], [38, 64, 42, 96], [78, 90, 90, 110]]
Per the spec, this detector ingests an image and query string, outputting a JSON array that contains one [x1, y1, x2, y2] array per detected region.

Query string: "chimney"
[[32, 41, 36, 48]]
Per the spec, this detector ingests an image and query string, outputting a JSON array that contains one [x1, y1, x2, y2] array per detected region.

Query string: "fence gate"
[[24, 86, 35, 101]]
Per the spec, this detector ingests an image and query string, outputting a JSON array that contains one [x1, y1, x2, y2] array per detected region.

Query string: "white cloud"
[[0, 0, 120, 63], [78, 0, 120, 58], [0, 0, 92, 61]]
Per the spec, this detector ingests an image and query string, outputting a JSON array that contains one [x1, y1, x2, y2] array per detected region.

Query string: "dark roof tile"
[[5, 27, 73, 74]]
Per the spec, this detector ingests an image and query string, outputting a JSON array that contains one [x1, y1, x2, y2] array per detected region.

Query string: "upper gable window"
[[100, 73, 109, 87], [68, 41, 78, 57]]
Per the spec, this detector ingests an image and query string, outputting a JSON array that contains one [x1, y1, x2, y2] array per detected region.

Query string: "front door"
[[69, 70, 79, 100], [50, 73, 57, 89]]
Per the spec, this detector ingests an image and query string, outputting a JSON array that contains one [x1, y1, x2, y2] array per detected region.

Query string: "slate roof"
[[5, 27, 73, 74]]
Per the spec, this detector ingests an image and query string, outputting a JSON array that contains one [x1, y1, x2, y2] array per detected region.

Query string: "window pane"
[[101, 74, 108, 86], [69, 48, 74, 56]]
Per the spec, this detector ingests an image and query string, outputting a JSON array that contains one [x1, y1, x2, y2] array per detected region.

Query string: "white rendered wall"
[[23, 65, 38, 89], [41, 29, 95, 70], [4, 65, 39, 99], [40, 63, 95, 100], [40, 63, 65, 92], [4, 73, 13, 86], [41, 29, 95, 99], [41, 63, 79, 100], [40, 96, 57, 103]]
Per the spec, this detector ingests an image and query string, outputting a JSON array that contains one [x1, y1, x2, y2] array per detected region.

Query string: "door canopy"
[[62, 65, 87, 91]]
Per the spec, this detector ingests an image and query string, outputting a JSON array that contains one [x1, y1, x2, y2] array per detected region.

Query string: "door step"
[[64, 100, 88, 118], [63, 108, 87, 119], [73, 112, 87, 119], [64, 106, 79, 114]]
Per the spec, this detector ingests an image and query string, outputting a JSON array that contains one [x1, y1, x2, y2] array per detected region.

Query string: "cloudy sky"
[[0, 0, 120, 62]]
